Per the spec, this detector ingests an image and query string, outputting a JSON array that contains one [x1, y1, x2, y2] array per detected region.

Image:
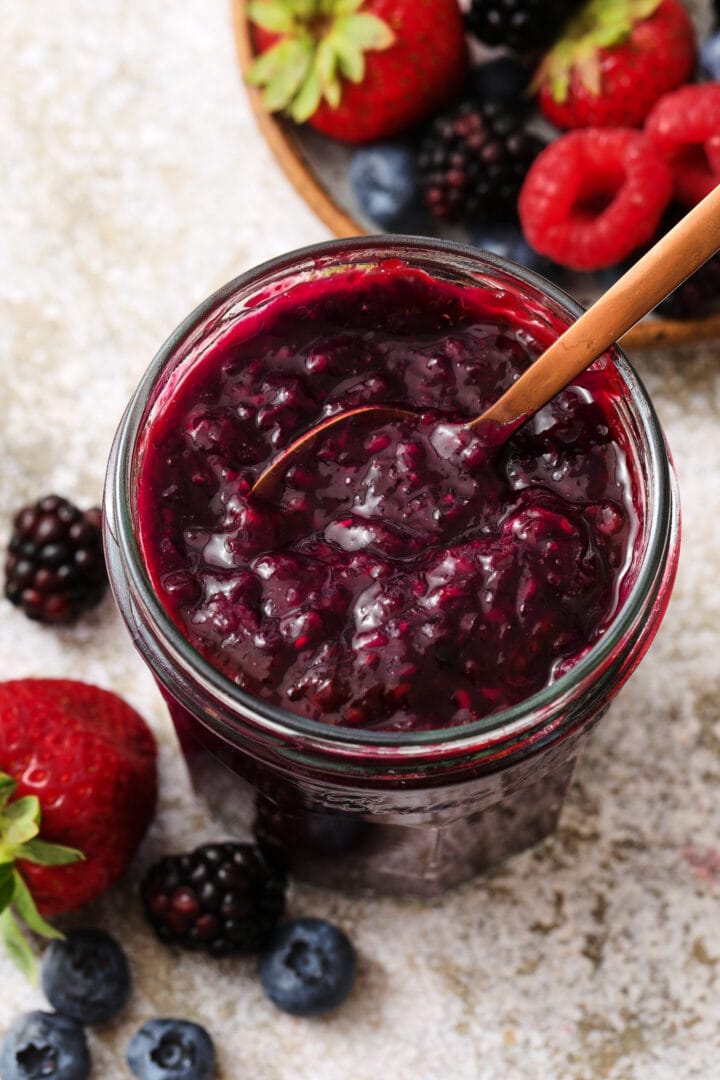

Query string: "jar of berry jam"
[[104, 237, 680, 897]]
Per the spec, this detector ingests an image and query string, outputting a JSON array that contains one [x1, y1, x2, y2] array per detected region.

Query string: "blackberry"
[[466, 0, 583, 54], [4, 495, 106, 624], [419, 100, 543, 225], [655, 252, 720, 320], [141, 842, 287, 957]]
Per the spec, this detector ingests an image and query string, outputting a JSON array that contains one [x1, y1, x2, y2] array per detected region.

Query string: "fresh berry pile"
[[248, 0, 720, 321], [0, 833, 356, 1075], [138, 840, 356, 1016], [0, 928, 218, 1080]]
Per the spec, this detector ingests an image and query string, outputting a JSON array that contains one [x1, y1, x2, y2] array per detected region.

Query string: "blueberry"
[[41, 928, 131, 1025], [0, 1011, 90, 1080], [349, 144, 425, 231], [470, 223, 562, 280], [259, 917, 357, 1017], [126, 1019, 215, 1080], [470, 57, 532, 104], [700, 32, 720, 80]]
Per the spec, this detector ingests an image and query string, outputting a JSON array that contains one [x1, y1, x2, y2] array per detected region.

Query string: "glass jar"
[[103, 237, 680, 898]]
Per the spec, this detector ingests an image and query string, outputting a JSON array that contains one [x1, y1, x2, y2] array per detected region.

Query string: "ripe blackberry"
[[419, 100, 543, 225], [141, 842, 287, 957], [4, 495, 107, 624], [655, 252, 720, 320], [466, 0, 583, 54]]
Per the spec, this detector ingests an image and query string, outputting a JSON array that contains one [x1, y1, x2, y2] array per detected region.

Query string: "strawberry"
[[0, 679, 157, 978], [535, 0, 696, 130], [246, 0, 468, 144]]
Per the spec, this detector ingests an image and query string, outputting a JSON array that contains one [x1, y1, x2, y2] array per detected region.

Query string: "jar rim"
[[106, 235, 677, 756]]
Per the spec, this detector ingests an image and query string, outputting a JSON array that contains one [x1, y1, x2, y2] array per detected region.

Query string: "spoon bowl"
[[252, 185, 720, 500]]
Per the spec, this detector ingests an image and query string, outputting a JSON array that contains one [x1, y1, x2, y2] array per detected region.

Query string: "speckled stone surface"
[[2, 2, 720, 1078]]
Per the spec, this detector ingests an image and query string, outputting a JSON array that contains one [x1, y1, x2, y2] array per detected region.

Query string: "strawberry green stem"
[[0, 772, 84, 981], [247, 0, 395, 123]]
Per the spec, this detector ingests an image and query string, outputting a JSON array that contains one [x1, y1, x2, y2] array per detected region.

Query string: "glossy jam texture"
[[136, 263, 638, 732]]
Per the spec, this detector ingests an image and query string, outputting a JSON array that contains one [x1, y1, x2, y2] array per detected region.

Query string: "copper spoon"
[[253, 184, 720, 499]]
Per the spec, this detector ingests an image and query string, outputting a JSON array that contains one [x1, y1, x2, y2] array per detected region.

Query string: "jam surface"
[[137, 263, 638, 732]]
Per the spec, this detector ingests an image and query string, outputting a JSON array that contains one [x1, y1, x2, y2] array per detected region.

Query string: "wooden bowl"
[[232, 0, 720, 350]]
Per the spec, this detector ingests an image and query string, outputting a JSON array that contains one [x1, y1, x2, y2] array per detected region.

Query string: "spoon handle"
[[474, 183, 720, 430]]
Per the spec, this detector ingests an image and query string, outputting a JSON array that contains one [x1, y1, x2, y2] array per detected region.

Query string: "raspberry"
[[518, 128, 673, 271], [645, 84, 720, 206]]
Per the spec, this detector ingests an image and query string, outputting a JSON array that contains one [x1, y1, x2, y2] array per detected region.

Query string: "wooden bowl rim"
[[233, 0, 720, 351]]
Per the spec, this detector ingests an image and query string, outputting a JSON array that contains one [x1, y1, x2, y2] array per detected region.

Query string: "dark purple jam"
[[136, 263, 638, 732]]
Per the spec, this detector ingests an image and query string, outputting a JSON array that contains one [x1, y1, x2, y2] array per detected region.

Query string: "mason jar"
[[103, 237, 680, 898]]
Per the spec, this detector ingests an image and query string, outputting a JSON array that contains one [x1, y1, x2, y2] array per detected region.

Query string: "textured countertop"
[[3, 2, 720, 1078]]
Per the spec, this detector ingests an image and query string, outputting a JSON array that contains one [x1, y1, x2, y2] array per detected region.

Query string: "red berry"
[[536, 0, 696, 130], [645, 83, 720, 206], [249, 0, 468, 144], [518, 128, 673, 271], [0, 679, 157, 916]]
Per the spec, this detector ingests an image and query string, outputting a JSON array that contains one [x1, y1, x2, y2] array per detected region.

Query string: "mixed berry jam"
[[137, 263, 637, 732]]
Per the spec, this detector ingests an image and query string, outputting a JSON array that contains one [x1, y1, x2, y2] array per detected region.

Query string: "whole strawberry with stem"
[[535, 0, 696, 130], [0, 679, 157, 978], [247, 0, 469, 144]]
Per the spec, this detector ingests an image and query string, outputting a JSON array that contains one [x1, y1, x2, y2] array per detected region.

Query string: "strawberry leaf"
[[248, 38, 293, 85], [289, 66, 323, 123], [248, 1, 393, 121], [315, 37, 342, 107], [2, 796, 40, 850], [331, 0, 365, 13], [247, 0, 298, 35], [20, 838, 84, 867], [332, 33, 364, 83], [0, 908, 37, 983], [294, 0, 321, 17], [261, 39, 314, 111], [0, 774, 17, 811], [11, 870, 63, 941], [0, 866, 14, 912], [336, 13, 394, 51], [0, 775, 84, 979]]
